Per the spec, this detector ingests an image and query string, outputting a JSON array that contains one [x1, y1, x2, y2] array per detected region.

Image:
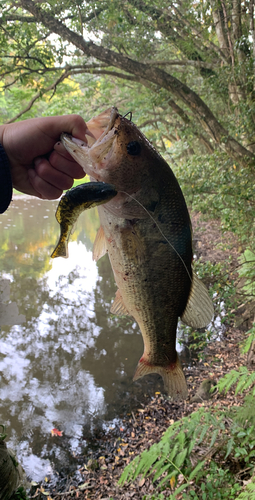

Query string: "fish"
[[51, 181, 118, 259], [61, 107, 214, 399]]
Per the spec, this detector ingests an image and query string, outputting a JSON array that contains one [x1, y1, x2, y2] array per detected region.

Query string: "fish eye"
[[127, 141, 141, 156]]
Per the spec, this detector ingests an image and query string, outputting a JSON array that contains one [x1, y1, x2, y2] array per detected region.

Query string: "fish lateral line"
[[119, 190, 193, 283]]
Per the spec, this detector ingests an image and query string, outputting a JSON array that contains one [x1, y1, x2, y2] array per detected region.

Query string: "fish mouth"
[[88, 107, 119, 162], [61, 107, 120, 174], [94, 107, 119, 142]]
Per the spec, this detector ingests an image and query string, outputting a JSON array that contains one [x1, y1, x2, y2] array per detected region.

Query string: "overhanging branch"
[[5, 70, 71, 123], [12, 0, 255, 167]]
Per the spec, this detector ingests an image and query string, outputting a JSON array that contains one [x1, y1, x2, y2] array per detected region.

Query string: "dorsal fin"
[[181, 273, 214, 328], [92, 226, 107, 262], [110, 289, 130, 316]]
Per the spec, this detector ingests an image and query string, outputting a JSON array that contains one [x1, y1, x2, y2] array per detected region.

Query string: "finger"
[[34, 157, 74, 191], [53, 141, 78, 159], [49, 149, 85, 179], [40, 114, 89, 141], [28, 169, 63, 200], [62, 114, 91, 140]]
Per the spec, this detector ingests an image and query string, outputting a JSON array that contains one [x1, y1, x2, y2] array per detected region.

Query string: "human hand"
[[0, 115, 89, 199]]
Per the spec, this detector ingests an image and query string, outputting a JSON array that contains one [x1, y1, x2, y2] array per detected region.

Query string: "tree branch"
[[127, 0, 227, 67], [143, 59, 215, 69], [1, 5, 106, 24], [0, 14, 35, 22], [250, 0, 255, 91], [220, 0, 235, 66], [14, 0, 255, 167], [5, 70, 71, 123], [171, 3, 229, 64]]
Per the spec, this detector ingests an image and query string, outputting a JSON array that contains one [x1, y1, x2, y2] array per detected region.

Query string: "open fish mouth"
[[61, 107, 120, 175], [91, 106, 119, 144]]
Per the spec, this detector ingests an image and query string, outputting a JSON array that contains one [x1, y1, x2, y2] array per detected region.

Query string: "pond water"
[[0, 196, 194, 481]]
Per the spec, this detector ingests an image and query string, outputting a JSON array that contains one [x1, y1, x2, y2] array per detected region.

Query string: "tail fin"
[[133, 355, 188, 400]]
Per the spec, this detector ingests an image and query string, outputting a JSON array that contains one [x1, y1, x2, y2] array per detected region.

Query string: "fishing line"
[[123, 111, 132, 121], [120, 190, 192, 283]]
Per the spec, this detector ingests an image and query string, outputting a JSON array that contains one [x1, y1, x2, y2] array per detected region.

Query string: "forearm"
[[0, 124, 6, 147], [0, 142, 12, 213]]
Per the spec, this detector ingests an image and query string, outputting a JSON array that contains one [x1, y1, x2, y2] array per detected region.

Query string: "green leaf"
[[189, 460, 206, 481], [225, 437, 234, 458]]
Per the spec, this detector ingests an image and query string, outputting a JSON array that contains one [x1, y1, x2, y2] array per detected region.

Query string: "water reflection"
[[0, 196, 192, 481]]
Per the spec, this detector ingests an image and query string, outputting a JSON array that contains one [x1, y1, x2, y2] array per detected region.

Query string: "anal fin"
[[110, 289, 130, 316], [181, 273, 214, 328]]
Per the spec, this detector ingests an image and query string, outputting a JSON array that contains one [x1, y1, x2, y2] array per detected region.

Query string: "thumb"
[[53, 114, 89, 141]]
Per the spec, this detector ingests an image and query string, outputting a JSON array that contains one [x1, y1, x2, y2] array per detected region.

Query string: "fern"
[[152, 462, 172, 482], [120, 408, 228, 491], [238, 250, 255, 298], [210, 428, 220, 448], [217, 366, 255, 396], [120, 364, 255, 499], [225, 437, 234, 458], [236, 394, 255, 426], [241, 323, 255, 354], [120, 398, 255, 499], [236, 371, 255, 394], [236, 476, 255, 500], [197, 424, 210, 445], [217, 367, 248, 394]]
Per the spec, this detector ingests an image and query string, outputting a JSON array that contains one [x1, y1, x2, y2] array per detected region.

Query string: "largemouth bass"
[[51, 182, 117, 258], [61, 107, 213, 399]]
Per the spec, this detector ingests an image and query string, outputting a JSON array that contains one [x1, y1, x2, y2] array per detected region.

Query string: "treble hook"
[[123, 111, 132, 121]]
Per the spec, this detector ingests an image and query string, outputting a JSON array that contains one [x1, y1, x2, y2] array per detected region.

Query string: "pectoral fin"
[[93, 226, 107, 262], [110, 289, 130, 316], [181, 273, 214, 328]]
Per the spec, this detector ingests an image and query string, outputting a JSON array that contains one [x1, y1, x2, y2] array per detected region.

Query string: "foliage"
[[170, 150, 255, 248], [193, 258, 236, 319], [235, 477, 255, 500], [241, 323, 255, 355], [120, 354, 255, 499], [178, 257, 237, 361], [217, 365, 255, 398], [9, 487, 28, 500], [1, 0, 255, 166], [119, 405, 247, 498], [237, 250, 255, 299], [0, 424, 7, 440]]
